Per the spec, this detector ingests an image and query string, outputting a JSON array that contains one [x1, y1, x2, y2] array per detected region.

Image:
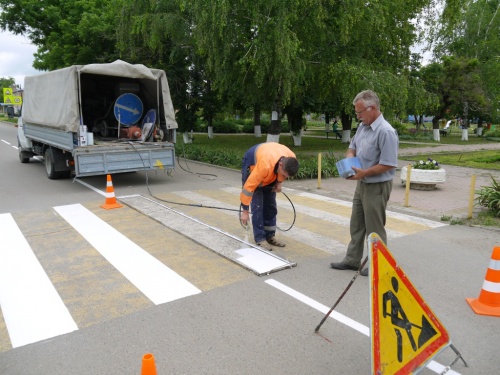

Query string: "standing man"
[[240, 142, 299, 250], [330, 90, 399, 275]]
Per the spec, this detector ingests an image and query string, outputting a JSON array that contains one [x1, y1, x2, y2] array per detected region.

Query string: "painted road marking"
[[294, 190, 447, 229], [176, 189, 347, 255], [74, 178, 106, 196], [54, 204, 201, 305], [0, 213, 78, 348], [265, 279, 460, 375]]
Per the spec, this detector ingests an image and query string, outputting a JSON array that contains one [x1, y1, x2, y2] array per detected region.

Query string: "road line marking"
[[294, 190, 446, 228], [222, 186, 408, 239], [54, 204, 201, 304], [1, 139, 10, 145], [265, 279, 460, 375], [73, 178, 106, 196], [265, 279, 369, 335], [0, 213, 78, 348]]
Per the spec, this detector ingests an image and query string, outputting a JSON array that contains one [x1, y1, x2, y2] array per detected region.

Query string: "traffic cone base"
[[466, 297, 500, 317], [141, 353, 157, 375], [100, 174, 123, 210], [466, 246, 500, 317]]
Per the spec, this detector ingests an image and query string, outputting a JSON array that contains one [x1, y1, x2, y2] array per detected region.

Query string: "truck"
[[17, 60, 178, 179]]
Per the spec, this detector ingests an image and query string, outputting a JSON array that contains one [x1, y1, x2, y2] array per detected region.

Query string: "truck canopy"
[[23, 60, 178, 133]]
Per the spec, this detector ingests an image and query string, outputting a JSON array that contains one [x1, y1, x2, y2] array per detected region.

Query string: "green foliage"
[[175, 140, 340, 180], [0, 0, 119, 70], [292, 152, 339, 180], [476, 175, 500, 217], [412, 158, 441, 170], [176, 144, 242, 169], [391, 121, 406, 136], [484, 127, 500, 139]]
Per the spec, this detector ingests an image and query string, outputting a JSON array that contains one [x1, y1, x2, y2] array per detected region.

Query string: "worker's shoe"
[[330, 262, 358, 271], [266, 236, 286, 247], [256, 241, 273, 251], [360, 268, 368, 277]]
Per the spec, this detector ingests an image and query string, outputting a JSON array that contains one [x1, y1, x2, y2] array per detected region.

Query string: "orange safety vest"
[[240, 142, 296, 207]]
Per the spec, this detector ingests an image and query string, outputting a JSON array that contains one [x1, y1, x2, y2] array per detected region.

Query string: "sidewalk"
[[287, 142, 500, 222]]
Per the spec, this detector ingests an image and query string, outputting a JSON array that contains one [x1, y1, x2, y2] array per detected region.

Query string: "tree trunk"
[[253, 104, 262, 137], [340, 111, 352, 143], [268, 95, 282, 136]]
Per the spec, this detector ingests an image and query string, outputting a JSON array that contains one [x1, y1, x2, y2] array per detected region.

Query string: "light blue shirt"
[[349, 114, 399, 183]]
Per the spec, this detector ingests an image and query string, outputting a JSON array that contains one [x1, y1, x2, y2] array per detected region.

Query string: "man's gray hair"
[[353, 90, 380, 110]]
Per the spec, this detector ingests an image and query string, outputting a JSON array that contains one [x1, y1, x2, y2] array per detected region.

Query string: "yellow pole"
[[317, 153, 322, 189], [468, 174, 476, 219], [404, 165, 412, 207]]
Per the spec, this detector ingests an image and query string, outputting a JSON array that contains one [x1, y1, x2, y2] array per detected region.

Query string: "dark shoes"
[[256, 241, 273, 251], [330, 262, 358, 271], [330, 262, 369, 277], [266, 236, 286, 247]]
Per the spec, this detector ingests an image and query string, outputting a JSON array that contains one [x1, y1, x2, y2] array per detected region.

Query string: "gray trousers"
[[343, 180, 393, 267]]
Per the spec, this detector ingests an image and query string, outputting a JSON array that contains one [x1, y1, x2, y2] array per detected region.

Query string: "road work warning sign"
[[368, 233, 450, 375]]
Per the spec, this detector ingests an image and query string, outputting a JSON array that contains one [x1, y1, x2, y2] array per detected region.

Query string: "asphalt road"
[[1, 121, 499, 375]]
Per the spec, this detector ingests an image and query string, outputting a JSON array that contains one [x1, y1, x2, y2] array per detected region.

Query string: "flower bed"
[[400, 158, 446, 190]]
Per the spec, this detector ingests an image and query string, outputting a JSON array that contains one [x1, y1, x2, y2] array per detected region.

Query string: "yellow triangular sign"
[[369, 233, 450, 375], [3, 88, 12, 96]]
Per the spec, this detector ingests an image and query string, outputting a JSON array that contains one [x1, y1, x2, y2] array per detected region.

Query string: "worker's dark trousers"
[[241, 144, 277, 242], [250, 186, 277, 243]]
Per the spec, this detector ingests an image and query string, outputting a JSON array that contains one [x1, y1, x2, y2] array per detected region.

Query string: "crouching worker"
[[240, 142, 299, 251]]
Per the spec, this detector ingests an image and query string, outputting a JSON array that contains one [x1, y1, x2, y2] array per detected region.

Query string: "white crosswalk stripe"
[[54, 204, 201, 305], [0, 213, 78, 348]]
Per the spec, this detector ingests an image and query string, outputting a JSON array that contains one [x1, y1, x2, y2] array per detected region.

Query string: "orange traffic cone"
[[141, 353, 157, 375], [100, 174, 123, 210], [466, 246, 500, 317]]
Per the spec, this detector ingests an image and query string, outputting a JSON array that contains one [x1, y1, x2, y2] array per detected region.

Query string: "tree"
[[432, 0, 500, 125], [0, 0, 118, 70], [114, 0, 206, 135], [406, 54, 440, 131], [190, 0, 328, 139], [420, 56, 486, 140]]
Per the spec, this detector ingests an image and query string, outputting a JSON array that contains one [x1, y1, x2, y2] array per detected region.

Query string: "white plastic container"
[[79, 125, 87, 146], [336, 157, 362, 178]]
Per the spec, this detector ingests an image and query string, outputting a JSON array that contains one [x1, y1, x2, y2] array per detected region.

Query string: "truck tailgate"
[[73, 142, 175, 177]]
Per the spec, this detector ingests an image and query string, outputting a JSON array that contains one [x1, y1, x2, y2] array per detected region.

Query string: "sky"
[[0, 29, 41, 87]]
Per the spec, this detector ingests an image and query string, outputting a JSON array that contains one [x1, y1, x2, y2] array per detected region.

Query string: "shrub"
[[391, 121, 406, 136], [292, 152, 339, 179], [175, 145, 339, 179], [484, 127, 500, 140], [476, 175, 500, 217]]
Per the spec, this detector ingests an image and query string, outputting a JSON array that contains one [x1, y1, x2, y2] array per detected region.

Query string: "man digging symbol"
[[383, 277, 438, 363]]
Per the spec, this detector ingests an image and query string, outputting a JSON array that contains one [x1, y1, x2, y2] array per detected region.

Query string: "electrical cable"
[[126, 138, 297, 231]]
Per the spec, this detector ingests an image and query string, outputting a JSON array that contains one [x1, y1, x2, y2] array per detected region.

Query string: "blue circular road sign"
[[114, 93, 143, 126]]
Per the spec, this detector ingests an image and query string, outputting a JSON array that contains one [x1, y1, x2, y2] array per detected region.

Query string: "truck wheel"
[[44, 148, 62, 179], [18, 141, 30, 163]]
